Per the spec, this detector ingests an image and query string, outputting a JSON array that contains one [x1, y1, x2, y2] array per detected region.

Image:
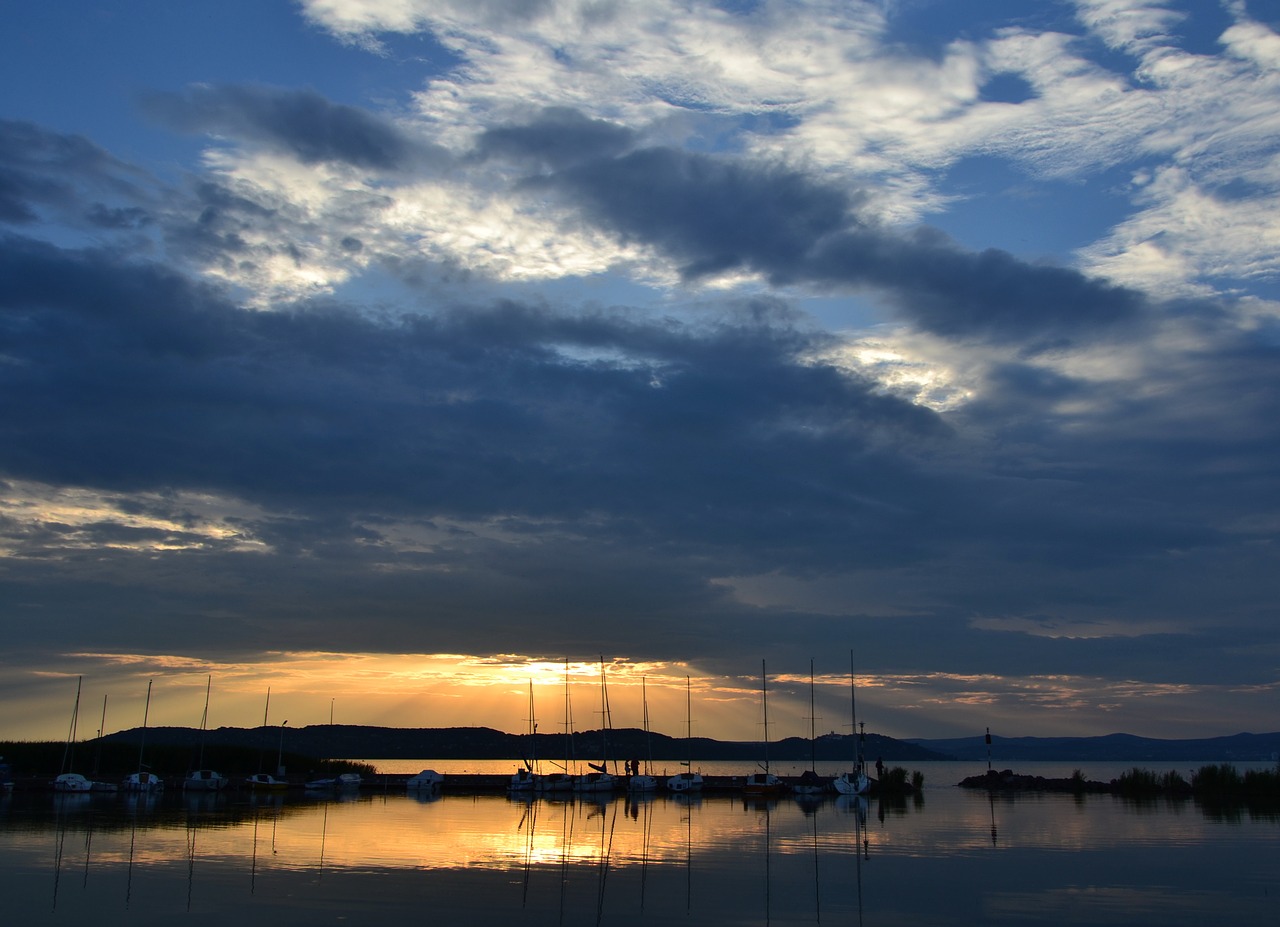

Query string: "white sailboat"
[[792, 660, 829, 796], [627, 677, 658, 792], [407, 769, 444, 790], [123, 679, 163, 791], [53, 676, 114, 793], [575, 657, 617, 793], [52, 676, 103, 793], [184, 675, 227, 791], [509, 680, 539, 793], [538, 662, 575, 793], [666, 675, 703, 793], [246, 688, 288, 790], [832, 650, 870, 796], [743, 660, 784, 796]]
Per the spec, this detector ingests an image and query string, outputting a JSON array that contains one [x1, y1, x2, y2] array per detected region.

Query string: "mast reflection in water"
[[2, 783, 1277, 926]]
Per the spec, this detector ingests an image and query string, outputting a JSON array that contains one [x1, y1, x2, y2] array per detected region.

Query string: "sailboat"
[[666, 675, 703, 793], [123, 679, 163, 791], [627, 677, 658, 792], [575, 657, 617, 793], [245, 689, 287, 790], [184, 675, 227, 791], [832, 650, 870, 796], [743, 660, 784, 796], [538, 662, 575, 793], [508, 680, 539, 793], [53, 676, 94, 793], [792, 660, 828, 796]]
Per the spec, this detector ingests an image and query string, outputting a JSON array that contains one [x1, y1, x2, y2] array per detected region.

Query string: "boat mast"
[[563, 660, 574, 774], [258, 687, 271, 773], [684, 675, 694, 769], [61, 675, 82, 776], [642, 676, 652, 775], [849, 649, 858, 771], [197, 675, 211, 769], [760, 659, 770, 775], [526, 679, 537, 773], [93, 693, 108, 776], [808, 658, 817, 774], [136, 678, 153, 780], [598, 655, 612, 775]]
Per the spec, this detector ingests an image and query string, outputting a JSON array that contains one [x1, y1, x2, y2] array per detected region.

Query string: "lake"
[[2, 760, 1276, 926]]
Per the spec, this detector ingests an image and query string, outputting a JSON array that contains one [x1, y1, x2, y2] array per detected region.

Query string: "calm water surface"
[[2, 765, 1276, 926]]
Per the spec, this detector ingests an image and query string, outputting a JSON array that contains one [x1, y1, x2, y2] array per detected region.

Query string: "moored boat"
[[306, 772, 361, 790], [244, 773, 288, 790], [832, 650, 870, 797], [184, 675, 228, 791], [407, 769, 444, 790], [628, 677, 658, 792], [53, 772, 93, 793], [792, 661, 829, 797], [184, 768, 228, 791], [124, 680, 161, 792], [537, 771, 575, 793], [508, 680, 539, 793], [666, 676, 703, 793], [537, 662, 576, 793], [54, 677, 95, 792], [574, 658, 617, 793], [743, 661, 785, 797], [123, 771, 164, 792]]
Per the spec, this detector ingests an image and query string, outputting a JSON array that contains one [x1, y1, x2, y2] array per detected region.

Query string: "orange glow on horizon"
[[5, 651, 1266, 744], [14, 652, 780, 742]]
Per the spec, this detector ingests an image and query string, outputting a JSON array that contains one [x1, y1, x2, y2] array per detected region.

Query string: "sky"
[[2, 0, 1280, 745]]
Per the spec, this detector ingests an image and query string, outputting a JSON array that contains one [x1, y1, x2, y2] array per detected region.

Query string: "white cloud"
[[269, 2, 1280, 308], [0, 480, 271, 556]]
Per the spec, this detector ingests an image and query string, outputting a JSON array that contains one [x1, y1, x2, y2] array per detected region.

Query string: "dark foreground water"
[[2, 783, 1276, 926]]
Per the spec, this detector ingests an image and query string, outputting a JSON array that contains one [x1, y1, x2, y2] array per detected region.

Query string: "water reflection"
[[3, 786, 1277, 926]]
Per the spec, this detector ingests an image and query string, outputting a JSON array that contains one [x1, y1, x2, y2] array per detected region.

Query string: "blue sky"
[[2, 0, 1279, 743]]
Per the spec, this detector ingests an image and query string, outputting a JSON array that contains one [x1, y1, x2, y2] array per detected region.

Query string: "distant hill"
[[907, 732, 1280, 762], [100, 724, 947, 762]]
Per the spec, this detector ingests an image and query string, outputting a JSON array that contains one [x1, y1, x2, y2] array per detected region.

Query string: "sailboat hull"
[[743, 772, 785, 796], [184, 769, 228, 791], [244, 774, 287, 790], [627, 775, 658, 791], [574, 771, 616, 792], [833, 771, 870, 795], [53, 773, 93, 793], [507, 768, 537, 792], [123, 772, 164, 792], [666, 771, 703, 792], [536, 773, 575, 793]]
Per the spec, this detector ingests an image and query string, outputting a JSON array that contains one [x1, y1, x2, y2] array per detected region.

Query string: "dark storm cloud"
[[0, 232, 962, 656], [0, 233, 947, 573], [4, 115, 1279, 705], [141, 84, 448, 171], [6, 229, 1278, 675], [474, 107, 638, 169], [0, 120, 149, 226], [530, 138, 1145, 342], [539, 146, 852, 279], [802, 227, 1145, 342]]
